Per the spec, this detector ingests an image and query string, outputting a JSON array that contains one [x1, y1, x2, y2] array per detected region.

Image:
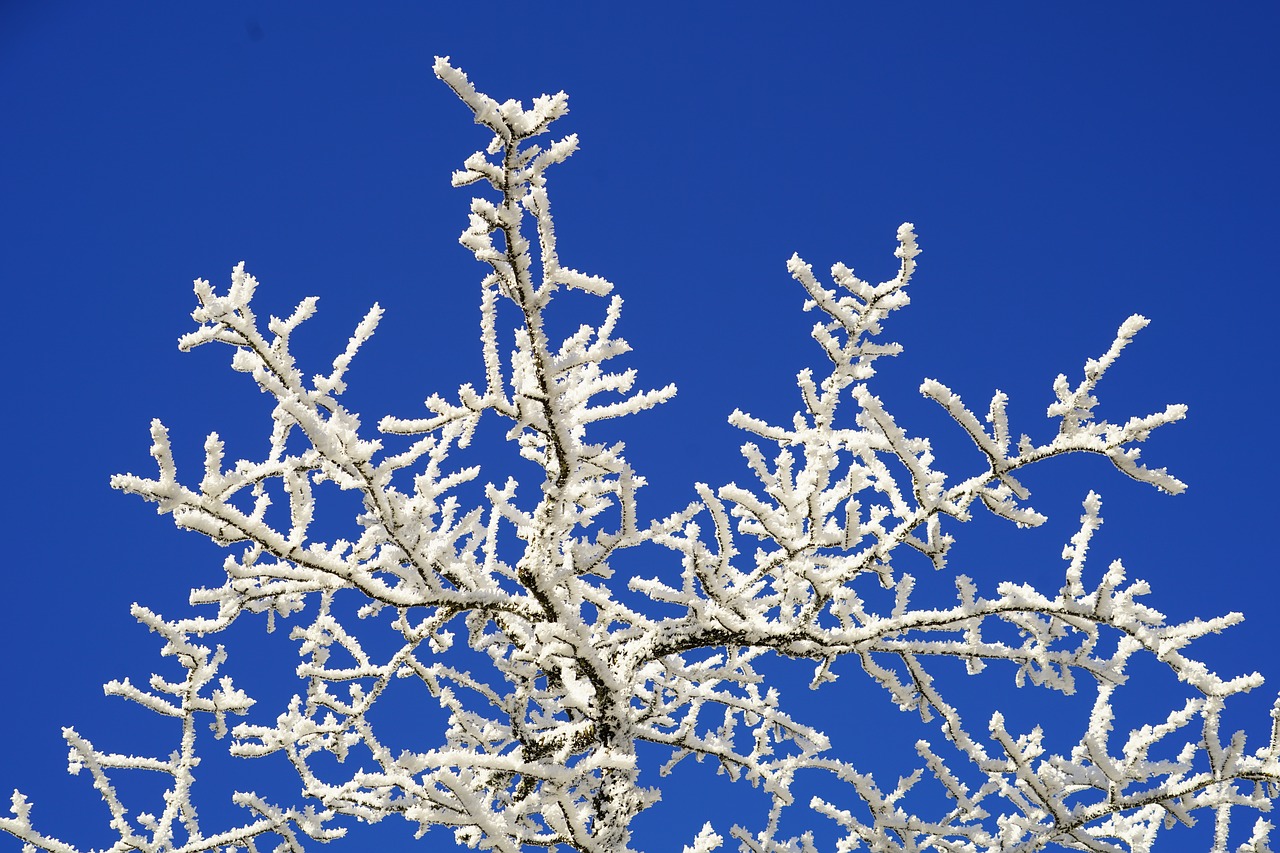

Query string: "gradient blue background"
[[2, 4, 1277, 850]]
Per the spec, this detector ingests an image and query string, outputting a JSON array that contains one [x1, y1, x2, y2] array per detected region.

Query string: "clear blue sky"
[[2, 4, 1277, 850]]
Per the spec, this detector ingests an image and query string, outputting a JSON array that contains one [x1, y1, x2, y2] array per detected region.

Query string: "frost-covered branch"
[[6, 59, 1275, 853], [1, 606, 340, 852]]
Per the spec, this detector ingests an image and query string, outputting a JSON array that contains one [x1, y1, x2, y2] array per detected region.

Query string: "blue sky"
[[2, 3, 1277, 850]]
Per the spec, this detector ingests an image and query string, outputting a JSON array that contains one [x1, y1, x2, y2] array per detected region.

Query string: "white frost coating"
[[5, 59, 1277, 853], [683, 823, 724, 852]]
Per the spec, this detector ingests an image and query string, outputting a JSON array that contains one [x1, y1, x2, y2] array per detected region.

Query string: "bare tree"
[[5, 59, 1277, 853]]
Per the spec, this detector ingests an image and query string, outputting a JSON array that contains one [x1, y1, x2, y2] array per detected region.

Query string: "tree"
[[4, 58, 1277, 853]]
